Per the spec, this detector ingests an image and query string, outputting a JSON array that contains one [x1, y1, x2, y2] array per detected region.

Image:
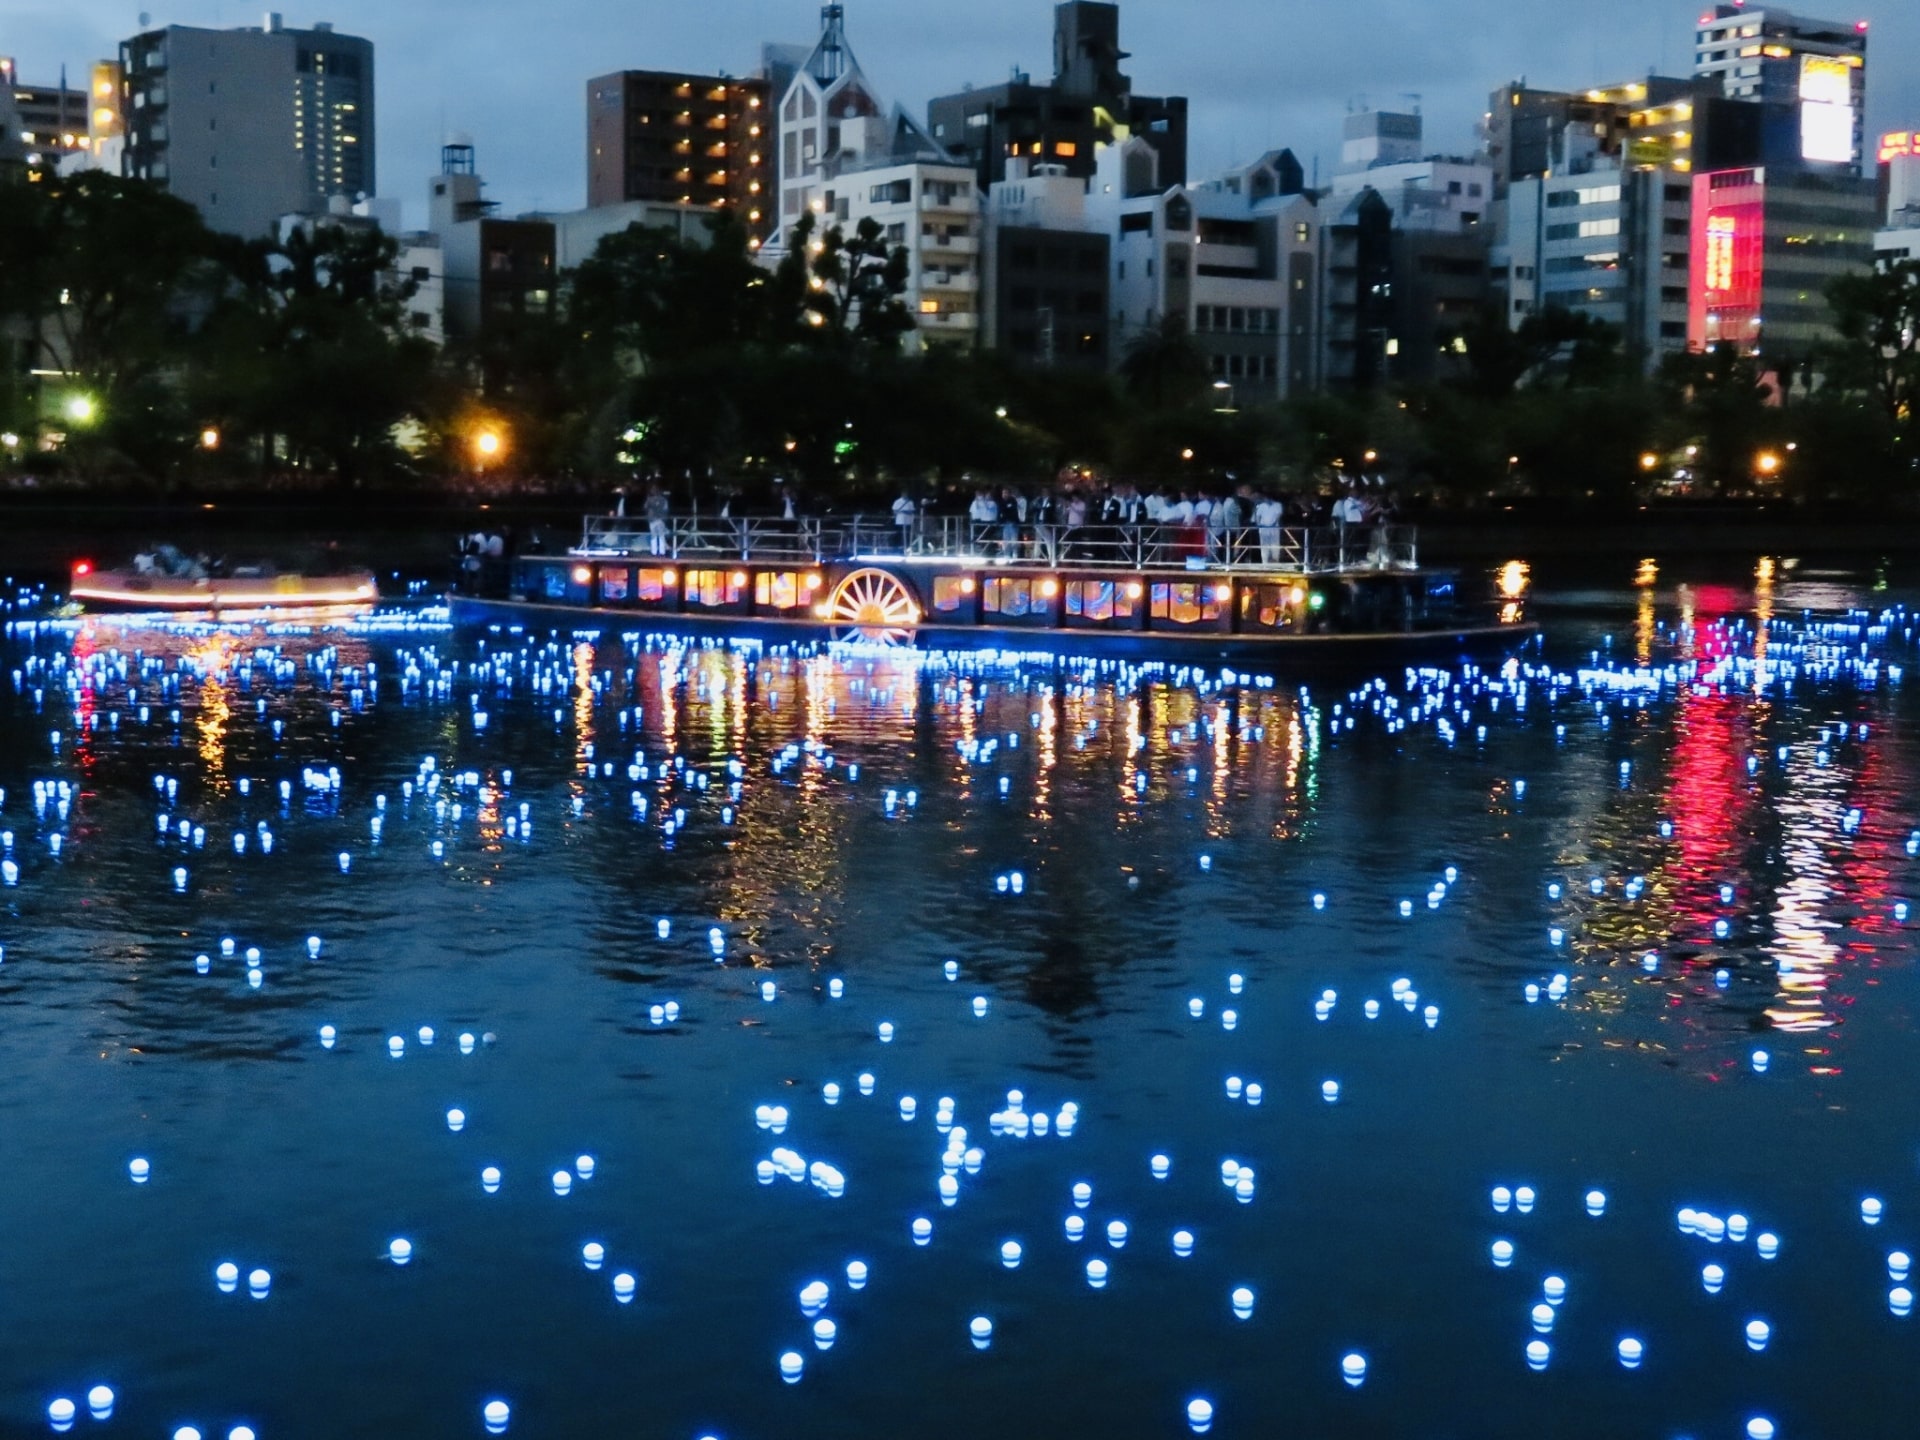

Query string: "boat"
[[68, 546, 379, 616], [450, 514, 1535, 663]]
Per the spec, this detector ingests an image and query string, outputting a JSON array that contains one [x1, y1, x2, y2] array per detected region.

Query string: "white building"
[[771, 4, 982, 350], [1089, 139, 1319, 399], [837, 161, 980, 345], [528, 199, 717, 271], [1327, 111, 1494, 235]]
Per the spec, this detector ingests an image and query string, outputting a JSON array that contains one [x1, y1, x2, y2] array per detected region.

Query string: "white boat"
[[69, 546, 378, 614]]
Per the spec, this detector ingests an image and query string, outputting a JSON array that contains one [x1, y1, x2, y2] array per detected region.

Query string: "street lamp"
[[64, 394, 96, 425], [1755, 450, 1782, 477], [200, 427, 221, 451], [1639, 452, 1660, 472]]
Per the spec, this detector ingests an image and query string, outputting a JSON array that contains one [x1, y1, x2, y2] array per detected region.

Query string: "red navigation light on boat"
[[73, 560, 93, 577]]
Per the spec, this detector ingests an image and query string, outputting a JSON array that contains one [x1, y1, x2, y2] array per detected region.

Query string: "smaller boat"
[[68, 545, 378, 615]]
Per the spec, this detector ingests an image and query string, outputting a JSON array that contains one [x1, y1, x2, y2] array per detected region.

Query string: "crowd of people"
[[586, 475, 1405, 570], [902, 480, 1399, 566]]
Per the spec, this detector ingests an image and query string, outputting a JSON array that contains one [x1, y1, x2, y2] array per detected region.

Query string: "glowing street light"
[[1640, 452, 1660, 471], [64, 394, 97, 425], [200, 427, 221, 451], [1755, 450, 1782, 476]]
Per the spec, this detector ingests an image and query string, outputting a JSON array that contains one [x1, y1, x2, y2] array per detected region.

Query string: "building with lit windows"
[[1484, 72, 1778, 367], [118, 16, 374, 237], [1692, 4, 1868, 174], [926, 2, 1187, 192], [1877, 129, 1920, 229], [0, 59, 91, 171], [1687, 164, 1876, 364], [586, 70, 773, 246]]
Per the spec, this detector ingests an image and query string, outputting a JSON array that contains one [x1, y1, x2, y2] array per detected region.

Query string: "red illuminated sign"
[[1689, 172, 1766, 353], [1882, 132, 1918, 163]]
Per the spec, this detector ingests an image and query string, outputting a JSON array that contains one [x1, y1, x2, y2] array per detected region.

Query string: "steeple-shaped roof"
[[804, 4, 860, 87]]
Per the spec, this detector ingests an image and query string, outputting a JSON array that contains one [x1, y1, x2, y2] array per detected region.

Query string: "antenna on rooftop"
[[1402, 92, 1422, 115], [815, 4, 848, 83]]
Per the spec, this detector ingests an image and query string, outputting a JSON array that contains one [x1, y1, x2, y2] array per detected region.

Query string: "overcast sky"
[[5, 0, 1915, 226]]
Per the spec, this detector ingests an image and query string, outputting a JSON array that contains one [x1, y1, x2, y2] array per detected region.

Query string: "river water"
[[0, 557, 1915, 1440]]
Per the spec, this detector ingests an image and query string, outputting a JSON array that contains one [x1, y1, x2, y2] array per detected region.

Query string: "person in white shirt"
[[1252, 494, 1284, 564], [969, 489, 999, 554]]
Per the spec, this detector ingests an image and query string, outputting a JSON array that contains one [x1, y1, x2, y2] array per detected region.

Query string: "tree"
[[776, 211, 913, 349], [198, 221, 435, 482], [0, 171, 225, 467], [1823, 258, 1920, 467], [1118, 314, 1211, 411]]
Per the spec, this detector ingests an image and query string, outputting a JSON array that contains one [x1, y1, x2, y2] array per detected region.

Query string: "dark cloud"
[[7, 0, 1915, 223]]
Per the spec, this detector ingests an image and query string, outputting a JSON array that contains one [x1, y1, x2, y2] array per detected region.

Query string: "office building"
[[586, 70, 773, 245], [1090, 140, 1318, 399], [926, 2, 1187, 191], [119, 15, 374, 237], [430, 144, 556, 350], [1693, 4, 1868, 173], [983, 159, 1109, 370], [1688, 164, 1877, 361]]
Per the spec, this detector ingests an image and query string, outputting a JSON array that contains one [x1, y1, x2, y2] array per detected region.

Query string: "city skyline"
[[8, 0, 1918, 227]]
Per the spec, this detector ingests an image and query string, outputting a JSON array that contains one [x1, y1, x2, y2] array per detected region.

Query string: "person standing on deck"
[[644, 486, 671, 557], [1253, 493, 1284, 566]]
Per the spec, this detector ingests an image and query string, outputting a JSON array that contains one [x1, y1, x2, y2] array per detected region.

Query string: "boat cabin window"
[[1151, 581, 1224, 624], [635, 568, 671, 602], [541, 567, 570, 600], [686, 569, 745, 607], [600, 567, 630, 602], [1239, 583, 1299, 630], [1065, 579, 1134, 622], [755, 571, 802, 610], [932, 575, 975, 613], [984, 577, 1031, 618]]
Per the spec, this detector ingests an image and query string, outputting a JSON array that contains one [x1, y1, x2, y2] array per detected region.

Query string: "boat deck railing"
[[576, 515, 1418, 575]]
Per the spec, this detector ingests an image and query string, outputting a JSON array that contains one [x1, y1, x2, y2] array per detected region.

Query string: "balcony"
[[921, 232, 979, 257], [920, 269, 979, 293], [918, 310, 978, 332], [921, 191, 975, 214]]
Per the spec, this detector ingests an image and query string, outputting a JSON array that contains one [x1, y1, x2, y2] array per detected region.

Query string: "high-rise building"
[[0, 58, 91, 170], [586, 71, 773, 245], [1485, 74, 1775, 368], [1688, 164, 1877, 361], [1692, 4, 1868, 173], [119, 16, 375, 237], [926, 2, 1187, 191]]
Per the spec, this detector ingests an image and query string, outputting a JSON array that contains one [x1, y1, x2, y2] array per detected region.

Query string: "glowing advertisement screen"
[[1800, 55, 1855, 165]]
